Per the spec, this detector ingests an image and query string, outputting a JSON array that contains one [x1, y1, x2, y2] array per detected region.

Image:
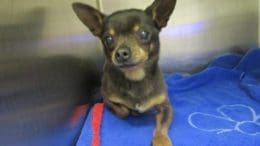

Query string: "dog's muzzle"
[[115, 47, 131, 64]]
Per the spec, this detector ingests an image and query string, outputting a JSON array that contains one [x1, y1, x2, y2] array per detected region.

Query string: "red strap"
[[91, 103, 105, 146]]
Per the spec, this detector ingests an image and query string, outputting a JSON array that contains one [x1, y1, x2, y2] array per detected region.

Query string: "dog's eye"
[[104, 35, 114, 46], [139, 30, 150, 42]]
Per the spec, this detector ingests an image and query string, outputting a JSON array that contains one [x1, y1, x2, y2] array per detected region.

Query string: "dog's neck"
[[121, 65, 146, 81]]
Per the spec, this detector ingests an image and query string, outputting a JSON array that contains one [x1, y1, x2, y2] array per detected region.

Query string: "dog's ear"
[[72, 2, 105, 36], [145, 0, 177, 29]]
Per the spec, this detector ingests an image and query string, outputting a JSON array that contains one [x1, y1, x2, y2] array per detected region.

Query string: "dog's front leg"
[[152, 100, 173, 146], [104, 98, 130, 118]]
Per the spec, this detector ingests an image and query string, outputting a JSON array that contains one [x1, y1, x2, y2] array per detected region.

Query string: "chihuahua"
[[72, 0, 177, 145]]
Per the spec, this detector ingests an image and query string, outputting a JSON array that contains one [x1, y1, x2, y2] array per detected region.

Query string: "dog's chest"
[[133, 102, 149, 113], [122, 81, 154, 100], [103, 65, 166, 112], [129, 92, 166, 113], [120, 88, 165, 113]]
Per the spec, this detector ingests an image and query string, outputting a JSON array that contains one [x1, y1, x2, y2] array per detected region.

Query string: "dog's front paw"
[[152, 132, 172, 146], [112, 105, 130, 118]]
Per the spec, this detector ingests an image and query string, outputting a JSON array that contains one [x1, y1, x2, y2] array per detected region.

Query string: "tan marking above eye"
[[133, 24, 140, 32], [109, 28, 115, 36]]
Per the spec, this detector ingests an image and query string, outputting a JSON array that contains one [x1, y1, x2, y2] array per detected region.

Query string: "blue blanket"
[[77, 48, 260, 146]]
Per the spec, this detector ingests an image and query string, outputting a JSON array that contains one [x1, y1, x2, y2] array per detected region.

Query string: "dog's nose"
[[115, 47, 131, 63]]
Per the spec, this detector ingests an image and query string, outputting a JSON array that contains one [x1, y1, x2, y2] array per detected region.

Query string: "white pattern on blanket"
[[188, 104, 260, 136]]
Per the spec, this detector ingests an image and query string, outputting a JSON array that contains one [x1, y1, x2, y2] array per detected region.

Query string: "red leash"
[[91, 103, 105, 146]]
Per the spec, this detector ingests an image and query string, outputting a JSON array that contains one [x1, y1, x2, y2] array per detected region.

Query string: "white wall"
[[0, 0, 259, 73], [0, 0, 103, 64]]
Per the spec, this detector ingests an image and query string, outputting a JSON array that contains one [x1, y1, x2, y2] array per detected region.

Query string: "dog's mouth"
[[117, 61, 145, 69], [119, 63, 138, 68]]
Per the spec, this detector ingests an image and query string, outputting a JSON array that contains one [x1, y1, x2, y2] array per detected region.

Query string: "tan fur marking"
[[106, 95, 124, 104], [109, 28, 115, 36], [111, 51, 117, 65], [131, 46, 148, 63], [133, 24, 140, 32], [153, 131, 172, 146], [122, 67, 145, 81]]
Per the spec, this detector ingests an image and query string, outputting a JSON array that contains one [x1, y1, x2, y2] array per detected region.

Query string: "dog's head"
[[72, 0, 176, 71]]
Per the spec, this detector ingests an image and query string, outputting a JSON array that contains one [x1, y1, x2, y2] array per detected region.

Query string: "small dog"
[[72, 0, 177, 145]]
